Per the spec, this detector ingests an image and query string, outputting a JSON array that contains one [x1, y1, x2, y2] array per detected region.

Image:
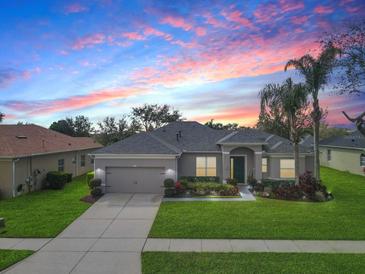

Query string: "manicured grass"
[[0, 175, 91, 238], [0, 250, 33, 271], [150, 167, 365, 239], [142, 252, 365, 274]]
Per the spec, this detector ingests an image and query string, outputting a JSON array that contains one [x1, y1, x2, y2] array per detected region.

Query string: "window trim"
[[196, 156, 217, 177], [262, 158, 268, 173], [360, 153, 365, 167], [80, 154, 86, 167], [58, 159, 65, 172], [279, 159, 295, 179], [327, 149, 332, 161]]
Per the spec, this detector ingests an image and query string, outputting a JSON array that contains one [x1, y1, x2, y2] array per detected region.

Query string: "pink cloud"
[[221, 10, 253, 28], [122, 32, 145, 41], [314, 5, 334, 14], [160, 16, 193, 31], [5, 87, 148, 116], [279, 0, 305, 13], [202, 13, 228, 28], [65, 3, 88, 14], [143, 26, 173, 41], [195, 27, 207, 36], [192, 106, 260, 127], [254, 1, 304, 23], [291, 15, 309, 25], [72, 33, 105, 50], [0, 68, 32, 89]]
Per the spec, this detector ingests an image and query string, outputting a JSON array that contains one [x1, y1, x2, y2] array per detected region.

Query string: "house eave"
[[91, 153, 180, 159], [319, 144, 365, 151]]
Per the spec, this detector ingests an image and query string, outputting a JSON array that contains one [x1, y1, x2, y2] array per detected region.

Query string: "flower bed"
[[251, 171, 333, 202], [164, 178, 240, 198]]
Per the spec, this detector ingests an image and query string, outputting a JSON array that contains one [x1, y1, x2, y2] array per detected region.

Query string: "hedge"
[[179, 176, 219, 183]]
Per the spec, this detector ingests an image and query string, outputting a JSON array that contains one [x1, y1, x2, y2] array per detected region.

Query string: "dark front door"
[[231, 156, 245, 183]]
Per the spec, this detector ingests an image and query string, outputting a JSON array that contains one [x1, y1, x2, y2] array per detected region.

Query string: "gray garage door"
[[105, 167, 165, 193]]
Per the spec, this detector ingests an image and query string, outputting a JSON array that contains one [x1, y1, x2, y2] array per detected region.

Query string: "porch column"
[[222, 151, 230, 183], [254, 151, 262, 182]]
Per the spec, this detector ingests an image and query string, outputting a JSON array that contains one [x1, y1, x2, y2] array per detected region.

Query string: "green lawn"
[[0, 250, 33, 271], [142, 252, 365, 274], [150, 167, 365, 240], [0, 175, 91, 238]]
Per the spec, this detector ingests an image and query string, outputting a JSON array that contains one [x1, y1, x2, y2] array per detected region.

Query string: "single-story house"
[[320, 131, 365, 176], [0, 124, 102, 198], [92, 121, 314, 194]]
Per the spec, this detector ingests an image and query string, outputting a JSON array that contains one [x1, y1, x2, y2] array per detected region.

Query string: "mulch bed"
[[80, 194, 103, 204]]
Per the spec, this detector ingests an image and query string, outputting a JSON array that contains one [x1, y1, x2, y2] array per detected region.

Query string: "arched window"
[[360, 154, 365, 167]]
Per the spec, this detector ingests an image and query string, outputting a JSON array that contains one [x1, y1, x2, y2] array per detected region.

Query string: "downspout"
[[12, 158, 20, 198]]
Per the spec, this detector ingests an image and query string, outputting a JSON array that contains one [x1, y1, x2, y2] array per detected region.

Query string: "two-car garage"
[[93, 156, 178, 194]]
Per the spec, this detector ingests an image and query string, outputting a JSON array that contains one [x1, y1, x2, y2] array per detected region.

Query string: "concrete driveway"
[[3, 193, 162, 274]]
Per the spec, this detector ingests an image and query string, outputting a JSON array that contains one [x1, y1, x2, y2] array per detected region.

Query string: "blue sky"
[[0, 0, 364, 127]]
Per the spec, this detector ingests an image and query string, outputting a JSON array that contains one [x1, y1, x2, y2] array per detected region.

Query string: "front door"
[[230, 156, 245, 183]]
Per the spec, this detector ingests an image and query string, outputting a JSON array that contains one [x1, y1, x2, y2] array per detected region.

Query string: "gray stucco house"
[[91, 121, 314, 193]]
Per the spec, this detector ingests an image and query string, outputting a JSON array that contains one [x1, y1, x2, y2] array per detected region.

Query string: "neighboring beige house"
[[0, 124, 102, 198], [319, 131, 365, 176]]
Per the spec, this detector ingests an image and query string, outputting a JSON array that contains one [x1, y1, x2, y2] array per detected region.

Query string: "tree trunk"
[[294, 142, 300, 185], [312, 97, 321, 181]]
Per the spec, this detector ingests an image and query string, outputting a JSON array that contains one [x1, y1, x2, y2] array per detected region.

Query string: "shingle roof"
[[93, 121, 313, 155], [0, 124, 102, 158], [93, 132, 180, 154], [319, 131, 365, 150]]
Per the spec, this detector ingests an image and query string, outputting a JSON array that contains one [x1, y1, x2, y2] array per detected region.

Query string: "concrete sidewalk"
[[143, 238, 365, 253], [2, 193, 162, 274]]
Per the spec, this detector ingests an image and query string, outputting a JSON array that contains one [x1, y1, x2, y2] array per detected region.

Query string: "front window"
[[196, 156, 216, 176], [262, 158, 268, 173], [80, 155, 85, 167], [361, 154, 365, 167], [58, 159, 64, 172], [327, 149, 332, 161], [280, 159, 294, 178]]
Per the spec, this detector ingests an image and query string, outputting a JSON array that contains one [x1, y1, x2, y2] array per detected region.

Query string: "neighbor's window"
[[80, 155, 86, 167], [262, 158, 268, 173], [196, 156, 216, 176], [280, 159, 295, 178], [58, 159, 64, 172], [327, 149, 332, 161], [361, 154, 365, 167]]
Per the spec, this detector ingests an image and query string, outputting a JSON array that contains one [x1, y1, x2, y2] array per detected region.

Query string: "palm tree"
[[284, 45, 340, 180], [260, 78, 311, 184]]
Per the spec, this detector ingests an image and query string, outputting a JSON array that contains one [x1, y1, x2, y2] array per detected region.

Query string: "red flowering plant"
[[175, 180, 185, 194]]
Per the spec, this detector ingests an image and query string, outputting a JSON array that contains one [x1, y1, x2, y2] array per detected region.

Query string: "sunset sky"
[[1, 0, 364, 128]]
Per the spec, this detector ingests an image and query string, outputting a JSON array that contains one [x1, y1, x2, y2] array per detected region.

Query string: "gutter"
[[12, 158, 20, 198]]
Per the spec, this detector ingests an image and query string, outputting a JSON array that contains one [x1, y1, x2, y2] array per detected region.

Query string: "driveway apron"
[[2, 193, 162, 274]]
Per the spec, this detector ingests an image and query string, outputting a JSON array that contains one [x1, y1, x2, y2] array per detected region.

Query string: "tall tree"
[[96, 116, 140, 146], [257, 102, 290, 139], [260, 78, 311, 184], [205, 119, 239, 130], [131, 104, 182, 131], [322, 20, 365, 94], [0, 112, 4, 123], [285, 45, 340, 180], [319, 123, 348, 140], [49, 119, 75, 136], [73, 115, 93, 137]]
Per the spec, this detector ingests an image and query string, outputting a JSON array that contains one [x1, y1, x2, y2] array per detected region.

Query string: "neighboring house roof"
[[300, 134, 314, 148], [0, 124, 102, 158], [319, 131, 365, 150], [93, 121, 313, 155]]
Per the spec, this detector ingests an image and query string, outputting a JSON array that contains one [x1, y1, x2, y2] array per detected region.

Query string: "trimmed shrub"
[[86, 171, 94, 185], [89, 178, 102, 189], [189, 182, 239, 196], [164, 188, 176, 197], [226, 178, 238, 186], [163, 178, 175, 188], [262, 179, 295, 191], [65, 173, 72, 183], [179, 176, 219, 183], [91, 187, 102, 198], [46, 171, 68, 190]]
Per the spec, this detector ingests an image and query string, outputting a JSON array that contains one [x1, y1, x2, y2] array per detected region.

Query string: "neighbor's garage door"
[[105, 167, 165, 193]]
